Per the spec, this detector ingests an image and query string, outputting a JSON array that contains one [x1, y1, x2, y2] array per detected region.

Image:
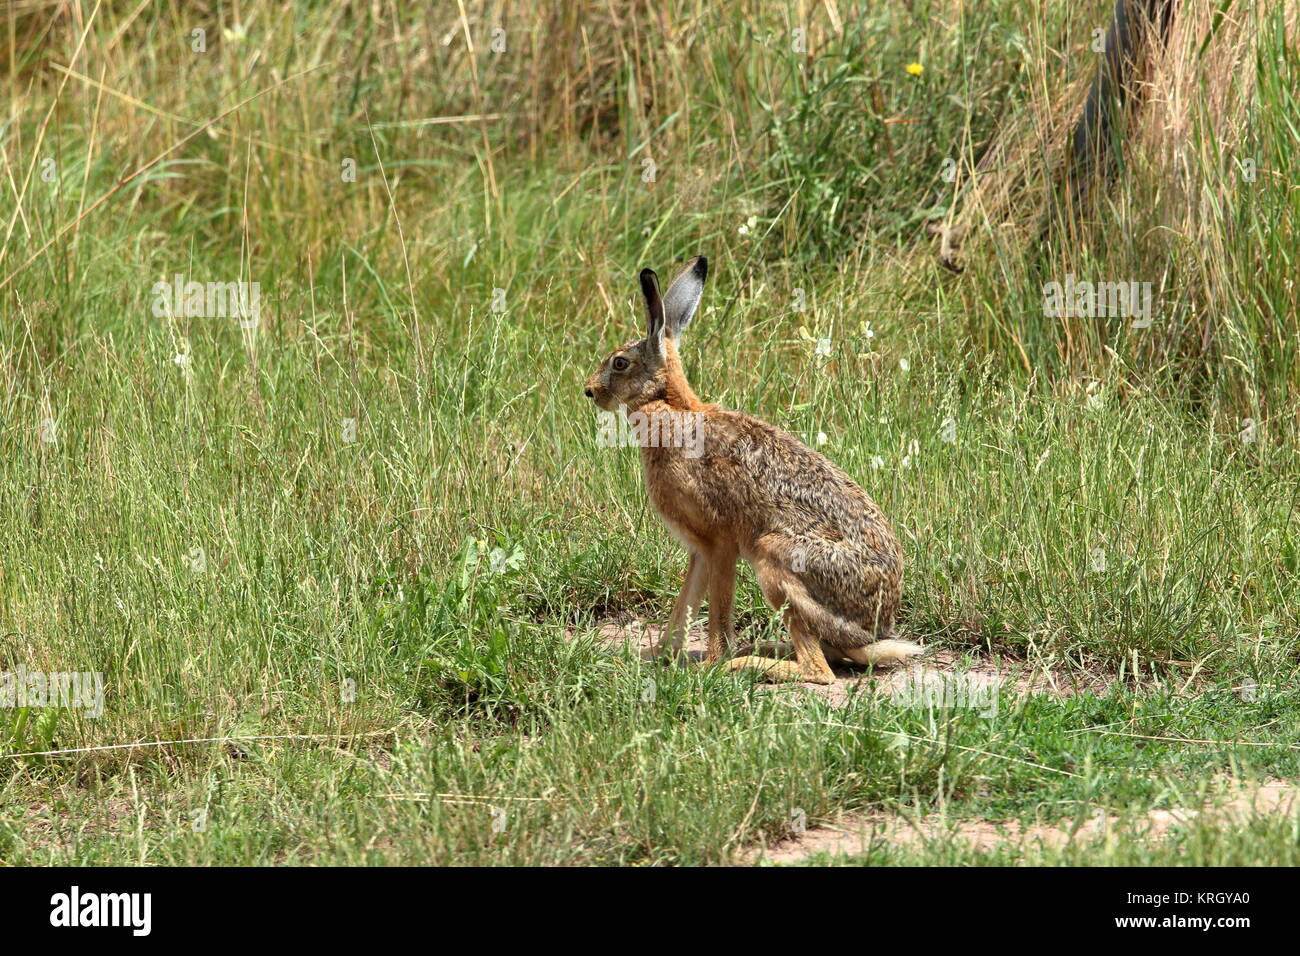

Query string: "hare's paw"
[[727, 656, 825, 684], [733, 640, 794, 659]]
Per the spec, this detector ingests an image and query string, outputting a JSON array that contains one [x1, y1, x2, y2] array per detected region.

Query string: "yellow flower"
[[906, 61, 924, 76]]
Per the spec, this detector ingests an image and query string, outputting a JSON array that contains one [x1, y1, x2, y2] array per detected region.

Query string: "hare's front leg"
[[704, 550, 738, 666], [652, 551, 707, 658]]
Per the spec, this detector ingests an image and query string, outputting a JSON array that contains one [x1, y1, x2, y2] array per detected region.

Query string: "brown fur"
[[584, 258, 919, 684]]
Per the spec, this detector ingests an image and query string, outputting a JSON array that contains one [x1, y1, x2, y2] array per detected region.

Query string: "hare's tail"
[[857, 639, 924, 665]]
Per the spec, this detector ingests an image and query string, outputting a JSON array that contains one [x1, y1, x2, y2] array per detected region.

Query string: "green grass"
[[0, 0, 1297, 865]]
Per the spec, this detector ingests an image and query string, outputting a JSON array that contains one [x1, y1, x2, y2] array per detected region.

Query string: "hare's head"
[[584, 256, 708, 413]]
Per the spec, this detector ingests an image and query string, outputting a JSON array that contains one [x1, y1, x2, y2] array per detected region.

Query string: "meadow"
[[0, 0, 1298, 865]]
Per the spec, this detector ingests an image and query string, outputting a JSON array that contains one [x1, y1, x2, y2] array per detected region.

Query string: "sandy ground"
[[581, 617, 1297, 864], [585, 616, 1113, 706], [748, 778, 1300, 864]]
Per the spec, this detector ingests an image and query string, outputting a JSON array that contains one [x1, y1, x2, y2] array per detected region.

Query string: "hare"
[[584, 257, 921, 684]]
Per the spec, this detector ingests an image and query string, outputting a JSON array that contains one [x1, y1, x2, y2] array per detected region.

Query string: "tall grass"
[[0, 0, 1297, 864]]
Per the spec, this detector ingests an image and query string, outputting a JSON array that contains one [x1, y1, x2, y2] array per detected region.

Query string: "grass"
[[0, 0, 1297, 865]]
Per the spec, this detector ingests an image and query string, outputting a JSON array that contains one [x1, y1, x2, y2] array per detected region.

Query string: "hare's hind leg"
[[651, 551, 707, 658], [787, 614, 836, 684], [727, 611, 834, 685], [727, 556, 836, 684]]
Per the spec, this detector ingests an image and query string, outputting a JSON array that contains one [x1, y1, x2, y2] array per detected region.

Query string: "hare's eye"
[[612, 356, 630, 372]]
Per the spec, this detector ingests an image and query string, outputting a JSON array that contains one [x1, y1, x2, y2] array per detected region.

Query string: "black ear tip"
[[693, 256, 708, 279], [639, 268, 658, 282]]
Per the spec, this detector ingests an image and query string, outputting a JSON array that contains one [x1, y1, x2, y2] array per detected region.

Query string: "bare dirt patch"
[[748, 778, 1300, 864], [8, 796, 135, 856], [581, 616, 1112, 705]]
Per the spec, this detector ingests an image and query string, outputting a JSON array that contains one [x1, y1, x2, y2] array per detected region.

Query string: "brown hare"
[[584, 257, 920, 684]]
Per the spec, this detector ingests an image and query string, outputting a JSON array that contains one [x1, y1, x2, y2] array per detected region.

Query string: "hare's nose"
[[584, 387, 594, 398]]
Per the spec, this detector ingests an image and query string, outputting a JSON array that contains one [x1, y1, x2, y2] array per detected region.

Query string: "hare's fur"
[[585, 258, 920, 684]]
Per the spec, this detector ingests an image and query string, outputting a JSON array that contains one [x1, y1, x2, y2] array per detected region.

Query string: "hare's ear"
[[640, 268, 666, 357], [663, 256, 708, 340]]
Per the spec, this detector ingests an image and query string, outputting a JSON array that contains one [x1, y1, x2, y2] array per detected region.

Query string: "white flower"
[[901, 438, 919, 469], [898, 358, 910, 372], [173, 352, 190, 368], [815, 431, 828, 446], [871, 455, 885, 469]]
